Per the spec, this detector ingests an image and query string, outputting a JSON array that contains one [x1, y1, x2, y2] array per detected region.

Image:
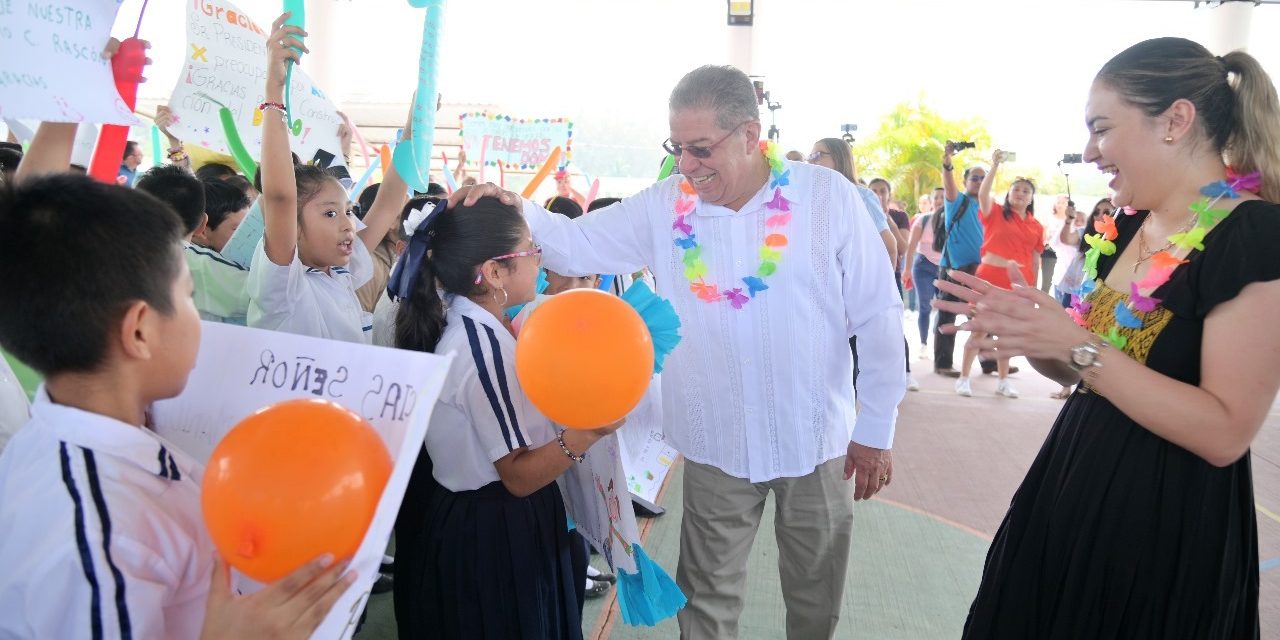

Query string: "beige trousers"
[[676, 456, 855, 640]]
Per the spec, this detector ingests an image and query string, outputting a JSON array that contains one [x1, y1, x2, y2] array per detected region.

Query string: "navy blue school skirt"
[[394, 449, 584, 639]]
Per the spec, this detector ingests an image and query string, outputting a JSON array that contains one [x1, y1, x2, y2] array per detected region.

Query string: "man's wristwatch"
[[1068, 340, 1107, 373]]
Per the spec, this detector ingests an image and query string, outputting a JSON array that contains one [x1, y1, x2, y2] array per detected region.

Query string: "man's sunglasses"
[[662, 121, 753, 159]]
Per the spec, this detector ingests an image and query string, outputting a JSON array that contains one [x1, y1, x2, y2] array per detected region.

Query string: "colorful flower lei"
[[1068, 170, 1262, 348], [673, 140, 791, 310]]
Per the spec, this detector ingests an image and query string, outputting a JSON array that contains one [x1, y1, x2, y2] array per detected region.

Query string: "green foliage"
[[851, 96, 993, 214]]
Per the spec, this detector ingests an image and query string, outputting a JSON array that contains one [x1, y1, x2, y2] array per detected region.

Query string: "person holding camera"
[[934, 142, 1001, 377]]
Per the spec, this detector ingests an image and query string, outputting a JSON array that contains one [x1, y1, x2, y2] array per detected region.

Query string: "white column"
[[1201, 0, 1255, 55], [303, 0, 345, 102], [728, 24, 753, 74], [726, 0, 755, 73]]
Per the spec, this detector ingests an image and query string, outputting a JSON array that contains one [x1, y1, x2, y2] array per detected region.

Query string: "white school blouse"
[[522, 161, 906, 483], [0, 388, 213, 639], [425, 296, 557, 492], [247, 238, 374, 344]]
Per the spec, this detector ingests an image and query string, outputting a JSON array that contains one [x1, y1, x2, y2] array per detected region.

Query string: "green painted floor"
[[356, 458, 991, 640]]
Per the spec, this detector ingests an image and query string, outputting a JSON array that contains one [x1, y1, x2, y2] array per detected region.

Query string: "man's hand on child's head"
[[450, 182, 520, 209], [200, 553, 355, 640]]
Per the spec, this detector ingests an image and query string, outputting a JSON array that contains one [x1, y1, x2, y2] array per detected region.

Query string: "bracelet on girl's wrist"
[[259, 101, 287, 116], [557, 428, 586, 463]]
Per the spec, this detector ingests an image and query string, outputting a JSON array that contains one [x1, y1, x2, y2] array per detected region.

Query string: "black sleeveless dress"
[[963, 201, 1280, 639]]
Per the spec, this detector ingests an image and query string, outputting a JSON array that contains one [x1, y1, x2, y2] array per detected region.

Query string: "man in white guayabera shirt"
[[454, 65, 906, 640]]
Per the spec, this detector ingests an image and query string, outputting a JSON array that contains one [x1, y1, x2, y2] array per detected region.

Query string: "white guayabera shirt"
[[521, 160, 906, 482]]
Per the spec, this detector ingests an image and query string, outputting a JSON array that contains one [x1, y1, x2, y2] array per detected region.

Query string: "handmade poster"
[[459, 112, 572, 170], [166, 0, 344, 170], [152, 322, 454, 640], [559, 434, 641, 575], [0, 0, 139, 125], [615, 377, 678, 504]]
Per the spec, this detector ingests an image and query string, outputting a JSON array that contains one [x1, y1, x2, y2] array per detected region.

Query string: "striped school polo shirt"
[[0, 387, 214, 639]]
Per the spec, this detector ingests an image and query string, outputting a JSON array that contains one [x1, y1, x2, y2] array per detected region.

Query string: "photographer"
[[934, 141, 1000, 377]]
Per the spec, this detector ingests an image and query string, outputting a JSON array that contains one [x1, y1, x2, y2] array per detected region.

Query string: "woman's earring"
[[1163, 136, 1175, 144], [493, 287, 509, 308]]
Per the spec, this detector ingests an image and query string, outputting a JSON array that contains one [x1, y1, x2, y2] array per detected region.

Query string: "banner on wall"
[[166, 0, 344, 168], [152, 322, 453, 640], [459, 112, 572, 170], [0, 0, 139, 125]]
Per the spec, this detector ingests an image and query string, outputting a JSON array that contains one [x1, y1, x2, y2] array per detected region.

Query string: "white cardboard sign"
[[152, 321, 454, 640], [166, 0, 344, 169], [0, 0, 140, 126]]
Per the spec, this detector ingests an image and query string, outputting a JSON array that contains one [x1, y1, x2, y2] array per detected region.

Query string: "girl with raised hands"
[[248, 13, 409, 343]]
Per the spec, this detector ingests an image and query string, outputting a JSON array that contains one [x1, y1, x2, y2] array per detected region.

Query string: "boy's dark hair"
[[195, 162, 238, 182], [136, 165, 207, 236], [395, 196, 524, 353], [588, 197, 621, 212], [356, 183, 381, 220], [0, 147, 22, 173], [544, 195, 583, 219], [0, 175, 183, 375], [121, 141, 139, 162], [222, 174, 254, 197], [203, 179, 251, 230]]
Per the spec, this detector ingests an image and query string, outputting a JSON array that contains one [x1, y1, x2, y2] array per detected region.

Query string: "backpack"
[[932, 194, 970, 253]]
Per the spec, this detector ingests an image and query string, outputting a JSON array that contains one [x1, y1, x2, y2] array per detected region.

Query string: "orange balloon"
[[516, 289, 653, 429], [202, 398, 392, 583]]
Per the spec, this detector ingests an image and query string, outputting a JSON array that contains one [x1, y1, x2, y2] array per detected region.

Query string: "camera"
[[948, 140, 976, 151], [841, 123, 857, 144], [1061, 153, 1083, 164]]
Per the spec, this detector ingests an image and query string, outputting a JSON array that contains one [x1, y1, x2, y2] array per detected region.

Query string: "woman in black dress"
[[935, 37, 1280, 639]]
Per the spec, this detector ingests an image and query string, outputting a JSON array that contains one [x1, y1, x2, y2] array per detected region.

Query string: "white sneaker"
[[917, 344, 930, 360], [955, 377, 972, 397], [996, 379, 1019, 398], [907, 376, 920, 392]]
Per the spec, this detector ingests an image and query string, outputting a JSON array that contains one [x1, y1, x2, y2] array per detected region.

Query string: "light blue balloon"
[[394, 1, 445, 192]]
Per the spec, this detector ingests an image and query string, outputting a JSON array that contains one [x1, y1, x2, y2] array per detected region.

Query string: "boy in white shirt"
[[0, 165, 352, 639], [138, 166, 252, 326]]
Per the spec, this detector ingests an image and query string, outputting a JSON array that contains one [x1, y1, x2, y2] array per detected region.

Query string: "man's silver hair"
[[669, 65, 761, 131]]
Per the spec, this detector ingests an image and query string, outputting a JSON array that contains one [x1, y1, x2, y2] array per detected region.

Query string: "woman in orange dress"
[[955, 150, 1043, 398]]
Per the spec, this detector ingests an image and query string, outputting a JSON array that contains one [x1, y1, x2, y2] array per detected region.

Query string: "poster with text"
[[152, 322, 454, 640], [0, 0, 139, 125], [459, 112, 572, 170], [615, 377, 678, 504], [166, 0, 344, 169]]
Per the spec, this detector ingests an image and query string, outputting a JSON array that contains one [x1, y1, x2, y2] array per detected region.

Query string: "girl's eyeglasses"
[[807, 150, 830, 162], [473, 244, 543, 284]]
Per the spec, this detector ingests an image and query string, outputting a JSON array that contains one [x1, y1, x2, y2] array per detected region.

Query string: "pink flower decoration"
[[673, 216, 692, 235]]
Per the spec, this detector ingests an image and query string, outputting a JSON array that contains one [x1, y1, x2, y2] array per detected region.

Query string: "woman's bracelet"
[[557, 428, 586, 463]]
